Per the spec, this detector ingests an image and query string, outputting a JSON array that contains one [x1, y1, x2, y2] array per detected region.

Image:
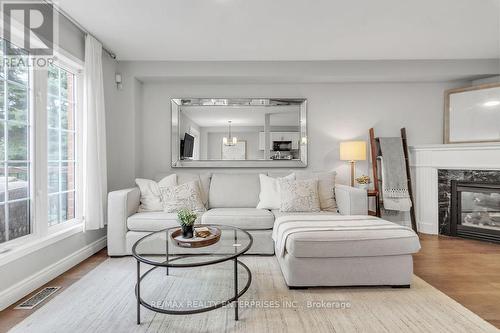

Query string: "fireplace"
[[438, 169, 500, 240], [450, 181, 500, 243]]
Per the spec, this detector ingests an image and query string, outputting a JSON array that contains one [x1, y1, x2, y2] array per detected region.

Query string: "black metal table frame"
[[132, 225, 253, 325]]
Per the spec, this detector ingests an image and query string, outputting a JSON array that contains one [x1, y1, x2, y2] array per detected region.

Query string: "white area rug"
[[9, 256, 498, 333]]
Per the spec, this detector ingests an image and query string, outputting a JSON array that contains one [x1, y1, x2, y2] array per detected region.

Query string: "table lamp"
[[340, 141, 367, 187]]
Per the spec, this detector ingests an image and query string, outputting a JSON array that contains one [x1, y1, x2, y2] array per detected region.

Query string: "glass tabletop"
[[132, 224, 253, 267]]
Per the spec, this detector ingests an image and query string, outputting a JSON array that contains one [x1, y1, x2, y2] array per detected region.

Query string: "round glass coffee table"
[[132, 224, 253, 324]]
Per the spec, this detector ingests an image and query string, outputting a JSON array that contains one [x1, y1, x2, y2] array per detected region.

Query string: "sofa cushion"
[[155, 172, 211, 207], [127, 211, 202, 232], [201, 208, 274, 230], [209, 174, 260, 208], [285, 226, 420, 258]]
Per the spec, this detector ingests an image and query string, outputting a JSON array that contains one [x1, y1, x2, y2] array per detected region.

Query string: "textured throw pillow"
[[295, 171, 337, 211], [160, 181, 206, 213], [279, 178, 320, 212], [176, 173, 211, 207], [256, 173, 295, 210], [135, 174, 177, 212]]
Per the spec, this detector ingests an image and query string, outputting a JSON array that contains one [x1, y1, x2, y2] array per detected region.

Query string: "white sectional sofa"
[[107, 173, 367, 256], [107, 172, 420, 287]]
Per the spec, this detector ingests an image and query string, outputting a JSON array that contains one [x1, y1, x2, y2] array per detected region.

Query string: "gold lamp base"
[[349, 160, 356, 187]]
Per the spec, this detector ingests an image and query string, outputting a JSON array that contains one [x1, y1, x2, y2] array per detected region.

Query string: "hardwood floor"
[[413, 234, 500, 329], [0, 235, 499, 332], [0, 249, 108, 333]]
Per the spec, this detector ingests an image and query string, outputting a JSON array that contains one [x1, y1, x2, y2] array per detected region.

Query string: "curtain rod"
[[43, 0, 117, 59]]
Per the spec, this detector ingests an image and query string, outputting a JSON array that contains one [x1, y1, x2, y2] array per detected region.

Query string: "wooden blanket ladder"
[[369, 127, 417, 232]]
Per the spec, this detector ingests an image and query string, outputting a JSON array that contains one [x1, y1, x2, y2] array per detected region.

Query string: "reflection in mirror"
[[171, 98, 307, 168]]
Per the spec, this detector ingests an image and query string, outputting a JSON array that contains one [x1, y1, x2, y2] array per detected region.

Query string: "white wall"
[[110, 59, 496, 187], [106, 78, 141, 191], [179, 113, 200, 140], [472, 76, 500, 85], [134, 81, 467, 185]]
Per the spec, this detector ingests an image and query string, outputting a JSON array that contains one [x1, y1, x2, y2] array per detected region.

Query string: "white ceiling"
[[59, 0, 500, 61], [181, 106, 299, 127]]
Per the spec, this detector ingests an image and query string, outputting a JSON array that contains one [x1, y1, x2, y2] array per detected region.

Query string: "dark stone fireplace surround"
[[438, 169, 500, 240]]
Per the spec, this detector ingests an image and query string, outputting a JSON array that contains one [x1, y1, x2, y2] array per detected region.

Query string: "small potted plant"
[[177, 208, 197, 238], [355, 175, 371, 190]]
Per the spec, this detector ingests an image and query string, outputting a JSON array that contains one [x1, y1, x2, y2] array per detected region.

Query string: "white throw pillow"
[[135, 174, 177, 212], [279, 178, 320, 212], [295, 171, 337, 211], [176, 172, 211, 207], [160, 181, 206, 213], [256, 173, 295, 210]]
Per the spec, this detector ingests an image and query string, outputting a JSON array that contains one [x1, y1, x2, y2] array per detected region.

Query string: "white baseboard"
[[418, 222, 438, 235], [0, 236, 107, 311]]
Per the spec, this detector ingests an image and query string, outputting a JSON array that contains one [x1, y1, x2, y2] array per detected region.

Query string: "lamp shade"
[[340, 141, 367, 161]]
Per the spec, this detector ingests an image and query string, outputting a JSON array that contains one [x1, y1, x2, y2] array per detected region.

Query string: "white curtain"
[[83, 35, 108, 230]]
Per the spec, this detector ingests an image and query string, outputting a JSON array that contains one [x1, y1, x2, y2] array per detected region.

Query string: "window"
[[47, 64, 77, 226], [0, 39, 30, 244], [0, 36, 82, 248]]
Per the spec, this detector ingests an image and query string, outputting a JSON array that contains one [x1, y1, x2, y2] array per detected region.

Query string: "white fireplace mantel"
[[409, 143, 500, 234]]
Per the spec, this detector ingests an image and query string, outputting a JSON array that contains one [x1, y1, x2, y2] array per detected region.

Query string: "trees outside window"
[[0, 39, 30, 243]]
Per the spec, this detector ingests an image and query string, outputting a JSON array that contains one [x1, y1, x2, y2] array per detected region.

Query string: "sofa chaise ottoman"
[[272, 215, 421, 288]]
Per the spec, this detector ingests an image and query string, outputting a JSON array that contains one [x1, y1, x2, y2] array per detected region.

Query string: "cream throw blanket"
[[379, 157, 412, 211], [272, 215, 413, 257], [377, 136, 413, 212]]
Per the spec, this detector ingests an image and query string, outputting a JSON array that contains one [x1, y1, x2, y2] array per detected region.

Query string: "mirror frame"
[[171, 98, 308, 168], [444, 83, 500, 144]]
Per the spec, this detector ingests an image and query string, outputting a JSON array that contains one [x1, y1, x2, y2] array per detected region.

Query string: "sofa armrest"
[[335, 185, 368, 216], [107, 187, 140, 256]]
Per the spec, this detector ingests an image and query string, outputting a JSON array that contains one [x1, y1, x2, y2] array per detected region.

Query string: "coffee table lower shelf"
[[135, 257, 252, 324], [132, 225, 253, 325]]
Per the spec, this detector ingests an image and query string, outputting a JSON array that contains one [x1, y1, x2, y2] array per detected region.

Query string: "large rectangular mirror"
[[171, 98, 307, 168]]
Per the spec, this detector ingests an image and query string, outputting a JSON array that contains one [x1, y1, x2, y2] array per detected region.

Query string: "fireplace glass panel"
[[460, 191, 500, 231]]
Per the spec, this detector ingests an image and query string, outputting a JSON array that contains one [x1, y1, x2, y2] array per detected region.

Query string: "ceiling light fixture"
[[223, 121, 237, 146]]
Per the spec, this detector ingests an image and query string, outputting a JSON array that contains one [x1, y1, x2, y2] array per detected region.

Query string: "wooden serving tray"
[[171, 226, 221, 248]]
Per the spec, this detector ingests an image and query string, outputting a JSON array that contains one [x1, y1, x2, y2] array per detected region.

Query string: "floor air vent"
[[15, 287, 61, 310]]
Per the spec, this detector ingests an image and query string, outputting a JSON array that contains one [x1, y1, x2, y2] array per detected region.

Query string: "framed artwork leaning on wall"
[[444, 83, 500, 143]]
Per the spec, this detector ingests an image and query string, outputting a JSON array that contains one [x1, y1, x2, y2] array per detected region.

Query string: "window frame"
[[0, 47, 84, 258], [43, 53, 84, 235], [45, 60, 81, 232]]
